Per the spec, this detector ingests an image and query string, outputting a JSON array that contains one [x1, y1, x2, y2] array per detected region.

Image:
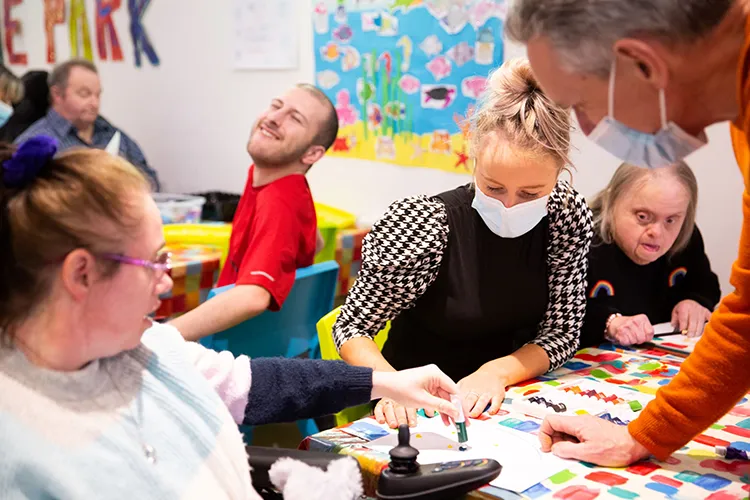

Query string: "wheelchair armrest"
[[246, 446, 360, 491]]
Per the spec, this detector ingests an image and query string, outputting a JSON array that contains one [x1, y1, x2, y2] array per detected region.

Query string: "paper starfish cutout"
[[455, 146, 469, 170]]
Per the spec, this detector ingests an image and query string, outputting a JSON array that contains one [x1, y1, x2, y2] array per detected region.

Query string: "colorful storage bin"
[[163, 223, 232, 270], [315, 202, 357, 264], [334, 227, 370, 298]]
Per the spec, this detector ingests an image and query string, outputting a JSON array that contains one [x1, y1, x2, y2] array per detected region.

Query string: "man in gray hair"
[[505, 0, 750, 466]]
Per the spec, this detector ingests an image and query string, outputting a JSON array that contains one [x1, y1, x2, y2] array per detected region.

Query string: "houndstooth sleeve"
[[529, 181, 594, 370], [333, 196, 449, 351]]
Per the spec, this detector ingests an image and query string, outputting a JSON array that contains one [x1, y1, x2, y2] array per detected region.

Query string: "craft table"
[[154, 243, 221, 320], [301, 346, 750, 499]]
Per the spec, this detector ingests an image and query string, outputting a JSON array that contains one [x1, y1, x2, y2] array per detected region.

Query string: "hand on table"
[[457, 368, 506, 418], [538, 415, 651, 467], [607, 314, 654, 346], [672, 300, 712, 337], [372, 364, 460, 428]]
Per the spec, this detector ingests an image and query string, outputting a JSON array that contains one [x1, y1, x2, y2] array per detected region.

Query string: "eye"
[[636, 212, 649, 222], [519, 191, 540, 200], [292, 114, 303, 124], [486, 185, 505, 193]]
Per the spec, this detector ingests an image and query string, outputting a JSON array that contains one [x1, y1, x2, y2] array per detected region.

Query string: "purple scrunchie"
[[2, 135, 59, 188]]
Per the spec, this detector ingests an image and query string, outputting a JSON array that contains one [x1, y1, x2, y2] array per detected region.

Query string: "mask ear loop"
[[658, 89, 668, 129], [608, 60, 617, 118]]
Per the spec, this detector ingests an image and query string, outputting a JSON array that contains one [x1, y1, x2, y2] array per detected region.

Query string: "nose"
[[500, 194, 518, 209], [646, 223, 662, 239], [155, 272, 173, 296]]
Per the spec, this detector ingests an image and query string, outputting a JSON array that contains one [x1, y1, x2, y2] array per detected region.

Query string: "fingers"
[[488, 393, 503, 415], [470, 392, 491, 418], [424, 395, 459, 421], [407, 407, 418, 427], [462, 392, 478, 421], [427, 364, 459, 395], [550, 440, 593, 461], [635, 315, 654, 344], [374, 401, 386, 425], [687, 309, 699, 337], [676, 305, 690, 332], [539, 415, 582, 443]]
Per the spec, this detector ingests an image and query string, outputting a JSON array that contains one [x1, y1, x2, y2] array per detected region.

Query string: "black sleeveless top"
[[381, 185, 549, 381]]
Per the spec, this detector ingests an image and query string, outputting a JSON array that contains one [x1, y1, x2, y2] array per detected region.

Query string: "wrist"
[[627, 433, 652, 463], [371, 371, 393, 401], [604, 313, 622, 339], [478, 363, 509, 387]]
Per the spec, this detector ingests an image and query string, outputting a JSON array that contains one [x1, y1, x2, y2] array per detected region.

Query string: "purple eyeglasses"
[[98, 251, 172, 278]]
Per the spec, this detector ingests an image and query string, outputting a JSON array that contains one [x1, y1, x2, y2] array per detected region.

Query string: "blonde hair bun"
[[470, 57, 572, 167]]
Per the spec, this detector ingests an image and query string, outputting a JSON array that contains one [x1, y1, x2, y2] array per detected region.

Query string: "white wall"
[[4, 0, 743, 296]]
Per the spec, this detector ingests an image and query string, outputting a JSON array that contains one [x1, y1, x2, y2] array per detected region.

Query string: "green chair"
[[316, 307, 390, 427]]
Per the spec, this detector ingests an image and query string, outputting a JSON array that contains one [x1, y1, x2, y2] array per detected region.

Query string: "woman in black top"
[[581, 162, 721, 348], [333, 58, 593, 428]]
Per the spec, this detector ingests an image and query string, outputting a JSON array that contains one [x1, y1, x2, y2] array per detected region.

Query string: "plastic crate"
[[314, 202, 356, 263], [163, 222, 232, 270]]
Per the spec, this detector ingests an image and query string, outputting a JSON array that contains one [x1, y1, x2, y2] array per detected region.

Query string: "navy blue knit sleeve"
[[243, 358, 373, 426]]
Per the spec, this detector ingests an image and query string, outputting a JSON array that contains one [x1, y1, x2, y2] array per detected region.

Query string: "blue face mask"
[[0, 101, 14, 128], [587, 62, 707, 169]]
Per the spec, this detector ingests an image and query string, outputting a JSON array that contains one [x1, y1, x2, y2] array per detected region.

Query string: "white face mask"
[[587, 61, 707, 169], [471, 182, 549, 238], [0, 101, 14, 128]]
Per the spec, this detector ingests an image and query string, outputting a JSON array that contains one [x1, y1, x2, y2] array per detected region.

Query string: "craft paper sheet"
[[364, 415, 570, 493], [312, 0, 506, 172], [234, 0, 299, 69]]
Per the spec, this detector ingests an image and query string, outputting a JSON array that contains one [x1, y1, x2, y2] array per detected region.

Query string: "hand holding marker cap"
[[451, 395, 469, 451]]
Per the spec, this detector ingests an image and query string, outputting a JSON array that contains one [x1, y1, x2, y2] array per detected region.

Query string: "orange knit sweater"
[[627, 19, 750, 460]]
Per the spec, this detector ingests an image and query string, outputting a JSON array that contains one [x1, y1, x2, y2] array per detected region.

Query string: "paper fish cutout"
[[475, 27, 495, 65], [419, 35, 443, 57], [320, 42, 340, 62], [440, 4, 469, 35], [398, 74, 421, 94], [341, 46, 361, 72], [424, 0, 454, 19], [422, 84, 457, 109], [333, 24, 353, 43], [316, 70, 340, 90], [357, 79, 376, 103], [461, 75, 487, 99], [375, 136, 397, 159], [384, 100, 406, 120], [469, 0, 504, 29], [334, 89, 358, 127], [368, 103, 383, 129], [411, 139, 426, 159], [377, 12, 399, 36], [396, 35, 413, 71], [426, 56, 452, 81], [429, 130, 452, 154], [313, 2, 329, 34], [334, 4, 347, 24], [446, 41, 474, 67]]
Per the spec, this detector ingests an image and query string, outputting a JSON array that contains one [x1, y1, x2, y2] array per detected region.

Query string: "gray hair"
[[506, 0, 734, 76], [48, 59, 98, 90], [590, 161, 698, 256]]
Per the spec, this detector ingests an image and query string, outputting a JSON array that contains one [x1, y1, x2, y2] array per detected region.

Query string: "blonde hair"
[[469, 58, 572, 170], [590, 161, 698, 256], [0, 66, 23, 105], [0, 147, 149, 340]]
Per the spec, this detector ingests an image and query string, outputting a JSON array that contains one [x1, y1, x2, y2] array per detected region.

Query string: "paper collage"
[[312, 0, 505, 172], [648, 332, 702, 356], [363, 414, 571, 493]]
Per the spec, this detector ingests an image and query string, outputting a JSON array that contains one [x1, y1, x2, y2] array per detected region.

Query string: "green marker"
[[451, 395, 468, 450]]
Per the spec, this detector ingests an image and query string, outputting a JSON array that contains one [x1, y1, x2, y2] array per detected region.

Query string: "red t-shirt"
[[216, 165, 317, 311]]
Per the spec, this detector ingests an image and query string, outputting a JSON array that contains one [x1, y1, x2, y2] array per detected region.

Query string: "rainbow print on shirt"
[[590, 280, 615, 298], [669, 267, 688, 287]]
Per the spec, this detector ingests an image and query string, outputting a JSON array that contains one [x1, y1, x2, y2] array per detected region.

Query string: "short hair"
[[506, 0, 734, 77], [48, 59, 98, 90], [589, 161, 699, 256], [296, 83, 339, 151]]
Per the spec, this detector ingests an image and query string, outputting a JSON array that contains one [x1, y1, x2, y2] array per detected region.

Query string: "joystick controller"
[[376, 425, 502, 500]]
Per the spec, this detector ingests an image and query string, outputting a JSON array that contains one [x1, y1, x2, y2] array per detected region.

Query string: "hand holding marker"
[[451, 395, 469, 451]]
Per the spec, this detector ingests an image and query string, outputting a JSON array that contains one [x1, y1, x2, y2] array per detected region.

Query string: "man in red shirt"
[[173, 84, 339, 341]]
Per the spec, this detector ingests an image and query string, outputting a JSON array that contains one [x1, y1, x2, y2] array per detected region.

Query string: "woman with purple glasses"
[[0, 136, 460, 499]]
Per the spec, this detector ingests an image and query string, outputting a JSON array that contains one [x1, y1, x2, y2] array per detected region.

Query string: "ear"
[[300, 144, 326, 168], [59, 249, 99, 302], [613, 38, 669, 90], [50, 85, 65, 104]]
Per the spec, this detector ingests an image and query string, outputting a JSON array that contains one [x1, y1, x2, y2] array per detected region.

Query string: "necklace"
[[103, 363, 158, 465]]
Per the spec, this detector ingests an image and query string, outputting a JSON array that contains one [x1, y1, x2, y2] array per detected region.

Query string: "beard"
[[247, 127, 312, 167]]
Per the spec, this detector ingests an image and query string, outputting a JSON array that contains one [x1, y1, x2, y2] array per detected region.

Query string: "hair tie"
[[2, 135, 59, 188]]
